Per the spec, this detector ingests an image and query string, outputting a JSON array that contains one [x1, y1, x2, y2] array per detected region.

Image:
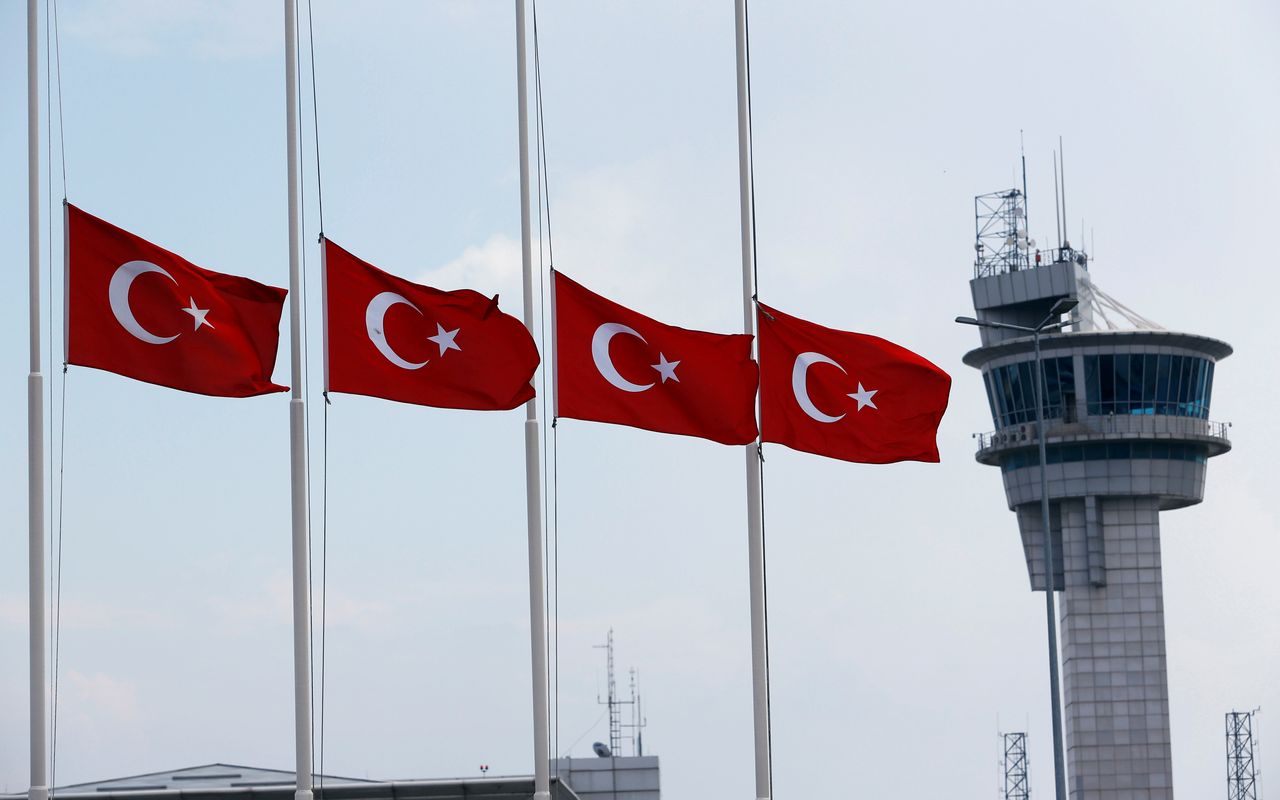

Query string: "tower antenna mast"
[[594, 629, 631, 756], [1053, 152, 1062, 251], [1059, 136, 1069, 247], [1020, 131, 1029, 249], [623, 668, 649, 756]]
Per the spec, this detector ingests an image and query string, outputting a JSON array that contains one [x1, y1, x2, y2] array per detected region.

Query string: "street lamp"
[[957, 296, 1079, 800]]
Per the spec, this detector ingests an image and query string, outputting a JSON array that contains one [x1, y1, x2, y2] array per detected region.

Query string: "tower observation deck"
[[962, 188, 1232, 800]]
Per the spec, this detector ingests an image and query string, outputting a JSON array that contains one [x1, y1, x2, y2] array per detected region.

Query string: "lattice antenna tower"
[[1002, 731, 1030, 800], [974, 188, 1033, 278], [1227, 709, 1260, 800]]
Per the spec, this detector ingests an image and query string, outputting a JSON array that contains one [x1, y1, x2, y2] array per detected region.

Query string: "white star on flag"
[[181, 297, 214, 331], [848, 382, 878, 411], [651, 353, 680, 383], [428, 323, 461, 356]]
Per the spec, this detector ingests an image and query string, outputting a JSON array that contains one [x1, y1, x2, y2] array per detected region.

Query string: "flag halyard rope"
[[306, 0, 325, 239], [46, 0, 70, 793], [301, 2, 330, 792]]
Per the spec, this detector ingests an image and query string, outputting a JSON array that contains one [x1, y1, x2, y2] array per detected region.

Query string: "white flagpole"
[[732, 1, 771, 798], [514, 2, 551, 798], [27, 2, 49, 800], [283, 2, 314, 799]]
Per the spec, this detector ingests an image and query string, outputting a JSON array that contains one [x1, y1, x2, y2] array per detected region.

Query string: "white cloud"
[[63, 668, 141, 723], [62, 0, 276, 61], [417, 234, 523, 309], [0, 593, 172, 633], [0, 594, 21, 630], [207, 572, 293, 628], [418, 149, 747, 334], [206, 572, 402, 635]]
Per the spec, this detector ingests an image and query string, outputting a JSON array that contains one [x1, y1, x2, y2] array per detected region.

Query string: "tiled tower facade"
[[963, 211, 1231, 799]]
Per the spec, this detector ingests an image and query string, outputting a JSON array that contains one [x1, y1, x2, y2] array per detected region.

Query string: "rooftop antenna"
[[1001, 731, 1030, 800], [623, 668, 649, 757], [594, 629, 622, 757], [594, 629, 644, 758], [1227, 709, 1260, 800], [1020, 131, 1030, 254], [1053, 152, 1062, 251], [1059, 136, 1070, 248]]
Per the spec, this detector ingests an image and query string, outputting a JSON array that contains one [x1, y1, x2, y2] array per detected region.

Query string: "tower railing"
[[975, 408, 1231, 454]]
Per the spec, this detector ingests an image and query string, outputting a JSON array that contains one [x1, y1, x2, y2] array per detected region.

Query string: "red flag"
[[324, 239, 538, 410], [66, 204, 287, 397], [757, 302, 950, 463], [553, 271, 758, 445]]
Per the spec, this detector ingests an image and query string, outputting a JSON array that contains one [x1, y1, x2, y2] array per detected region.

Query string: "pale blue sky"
[[1, 1, 1278, 798]]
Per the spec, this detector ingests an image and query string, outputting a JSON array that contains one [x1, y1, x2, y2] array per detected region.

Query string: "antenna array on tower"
[[1227, 710, 1260, 800], [594, 629, 648, 758], [973, 189, 1033, 278], [1001, 732, 1030, 800]]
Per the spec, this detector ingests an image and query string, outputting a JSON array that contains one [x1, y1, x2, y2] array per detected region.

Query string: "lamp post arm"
[[955, 317, 1035, 334]]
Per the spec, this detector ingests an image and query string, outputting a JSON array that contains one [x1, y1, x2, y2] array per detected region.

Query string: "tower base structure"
[[1018, 497, 1173, 798]]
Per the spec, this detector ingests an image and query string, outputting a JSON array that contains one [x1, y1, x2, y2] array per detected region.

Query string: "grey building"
[[1, 759, 659, 800], [964, 190, 1231, 799]]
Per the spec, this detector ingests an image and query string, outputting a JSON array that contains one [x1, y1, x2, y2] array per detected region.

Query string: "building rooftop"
[[1, 764, 583, 800], [3, 757, 661, 800]]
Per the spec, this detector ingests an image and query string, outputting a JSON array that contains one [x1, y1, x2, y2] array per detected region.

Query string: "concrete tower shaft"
[[964, 235, 1231, 800]]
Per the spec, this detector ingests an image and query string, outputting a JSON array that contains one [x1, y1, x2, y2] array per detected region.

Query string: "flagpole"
[[514, 2, 551, 798], [732, 1, 771, 798], [26, 2, 49, 800], [284, 2, 314, 800]]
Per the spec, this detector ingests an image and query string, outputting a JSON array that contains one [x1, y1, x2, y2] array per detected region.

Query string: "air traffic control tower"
[[963, 188, 1232, 799]]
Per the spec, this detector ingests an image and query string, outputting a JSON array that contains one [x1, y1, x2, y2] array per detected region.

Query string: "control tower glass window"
[[984, 356, 1075, 428], [1083, 354, 1214, 418]]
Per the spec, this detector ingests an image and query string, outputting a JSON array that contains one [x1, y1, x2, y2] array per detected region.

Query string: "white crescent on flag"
[[108, 260, 181, 345], [591, 322, 656, 393], [365, 291, 428, 370], [791, 351, 847, 423]]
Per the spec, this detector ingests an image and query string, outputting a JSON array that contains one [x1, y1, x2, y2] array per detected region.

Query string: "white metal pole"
[[27, 2, 48, 800], [284, 2, 314, 799], [514, 2, 551, 798], [731, 2, 771, 799]]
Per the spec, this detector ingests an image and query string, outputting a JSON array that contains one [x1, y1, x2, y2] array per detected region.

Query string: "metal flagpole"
[[731, 2, 771, 799], [284, 2, 314, 800], [514, 2, 551, 798], [27, 2, 49, 800]]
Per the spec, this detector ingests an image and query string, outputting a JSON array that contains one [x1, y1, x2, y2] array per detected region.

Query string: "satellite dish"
[[593, 742, 613, 758], [1005, 236, 1016, 246], [1027, 239, 1037, 248]]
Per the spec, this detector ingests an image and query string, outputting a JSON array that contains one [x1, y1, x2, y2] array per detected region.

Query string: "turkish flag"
[[66, 204, 288, 397], [324, 239, 538, 410], [757, 302, 950, 463], [553, 271, 758, 445]]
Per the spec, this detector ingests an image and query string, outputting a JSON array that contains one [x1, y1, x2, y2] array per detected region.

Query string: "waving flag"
[[66, 204, 287, 397], [757, 302, 950, 463], [554, 271, 758, 445], [324, 239, 538, 410]]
